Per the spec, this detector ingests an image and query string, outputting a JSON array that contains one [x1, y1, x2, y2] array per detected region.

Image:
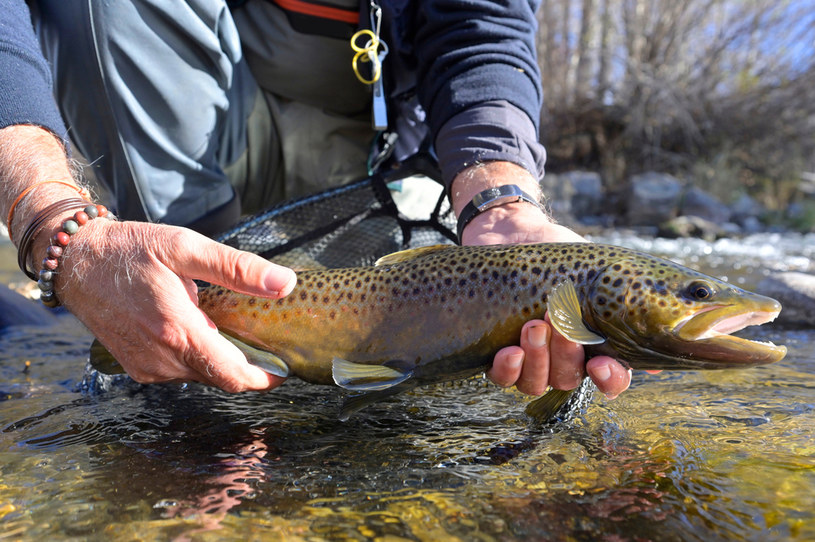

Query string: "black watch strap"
[[456, 184, 543, 243]]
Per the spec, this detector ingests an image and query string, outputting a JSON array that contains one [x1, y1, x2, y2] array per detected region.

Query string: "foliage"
[[536, 0, 815, 211]]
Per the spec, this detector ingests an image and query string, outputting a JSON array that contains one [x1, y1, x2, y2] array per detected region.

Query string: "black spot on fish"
[[300, 291, 307, 301], [613, 278, 624, 287], [248, 298, 256, 306]]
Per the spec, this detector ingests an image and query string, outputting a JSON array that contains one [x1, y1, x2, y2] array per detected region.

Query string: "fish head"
[[585, 252, 787, 369]]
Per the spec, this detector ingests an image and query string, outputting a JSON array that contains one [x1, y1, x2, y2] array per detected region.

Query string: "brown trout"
[[91, 243, 787, 420]]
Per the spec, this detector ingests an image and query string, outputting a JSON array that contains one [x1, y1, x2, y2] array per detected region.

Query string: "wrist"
[[450, 161, 543, 216], [451, 161, 550, 244], [24, 202, 114, 306]]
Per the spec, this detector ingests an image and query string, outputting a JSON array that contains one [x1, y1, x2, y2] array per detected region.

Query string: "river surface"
[[0, 232, 813, 541]]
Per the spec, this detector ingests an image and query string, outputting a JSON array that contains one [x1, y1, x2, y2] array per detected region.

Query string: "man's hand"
[[451, 161, 633, 399], [58, 219, 297, 392]]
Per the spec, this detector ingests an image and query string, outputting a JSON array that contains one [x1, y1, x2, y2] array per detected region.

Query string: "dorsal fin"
[[375, 244, 454, 266]]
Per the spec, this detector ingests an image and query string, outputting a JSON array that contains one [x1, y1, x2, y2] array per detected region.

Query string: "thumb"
[[162, 228, 297, 298]]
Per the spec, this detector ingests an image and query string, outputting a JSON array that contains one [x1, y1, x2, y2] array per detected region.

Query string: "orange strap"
[[272, 0, 359, 24], [6, 180, 89, 242]]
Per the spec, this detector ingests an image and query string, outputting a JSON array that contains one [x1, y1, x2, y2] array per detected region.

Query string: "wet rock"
[[562, 171, 604, 219], [0, 284, 59, 329], [757, 272, 815, 326], [729, 194, 769, 232], [680, 186, 731, 224], [626, 172, 683, 227], [730, 194, 766, 220], [658, 215, 724, 240], [540, 172, 576, 219]]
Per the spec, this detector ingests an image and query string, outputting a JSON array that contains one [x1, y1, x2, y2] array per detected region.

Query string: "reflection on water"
[[0, 234, 814, 541]]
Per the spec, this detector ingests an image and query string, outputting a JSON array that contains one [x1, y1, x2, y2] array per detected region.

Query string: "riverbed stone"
[[540, 172, 576, 219], [680, 186, 731, 224], [657, 215, 724, 240], [757, 272, 815, 326], [562, 171, 604, 218], [626, 172, 683, 226]]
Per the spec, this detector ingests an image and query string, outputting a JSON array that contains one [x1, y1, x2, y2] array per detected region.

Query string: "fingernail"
[[594, 364, 612, 383], [528, 324, 549, 348], [507, 352, 524, 369], [264, 268, 296, 296]]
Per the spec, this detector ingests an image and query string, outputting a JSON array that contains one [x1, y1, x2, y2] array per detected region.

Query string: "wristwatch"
[[456, 184, 543, 243]]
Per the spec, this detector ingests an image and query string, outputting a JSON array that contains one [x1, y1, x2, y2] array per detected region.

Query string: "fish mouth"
[[672, 300, 787, 366]]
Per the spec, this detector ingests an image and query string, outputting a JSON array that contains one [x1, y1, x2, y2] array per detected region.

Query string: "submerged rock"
[[757, 272, 815, 326]]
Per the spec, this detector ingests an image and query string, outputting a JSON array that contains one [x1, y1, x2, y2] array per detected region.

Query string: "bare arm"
[[0, 125, 296, 391]]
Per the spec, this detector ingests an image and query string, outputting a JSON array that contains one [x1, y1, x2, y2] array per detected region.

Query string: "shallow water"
[[1, 234, 814, 541]]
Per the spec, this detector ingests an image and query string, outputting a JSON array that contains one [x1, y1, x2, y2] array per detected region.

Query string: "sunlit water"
[[0, 233, 813, 541]]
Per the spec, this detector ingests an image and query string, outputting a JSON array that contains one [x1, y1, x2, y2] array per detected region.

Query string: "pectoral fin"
[[547, 280, 605, 345], [220, 332, 289, 378], [89, 339, 125, 375], [332, 358, 411, 391]]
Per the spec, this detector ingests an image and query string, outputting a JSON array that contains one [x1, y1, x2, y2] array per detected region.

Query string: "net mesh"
[[216, 154, 457, 268]]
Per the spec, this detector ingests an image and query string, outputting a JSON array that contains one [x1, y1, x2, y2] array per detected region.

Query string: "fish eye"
[[686, 281, 715, 301]]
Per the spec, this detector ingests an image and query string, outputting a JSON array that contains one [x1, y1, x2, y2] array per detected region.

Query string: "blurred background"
[[533, 0, 815, 231]]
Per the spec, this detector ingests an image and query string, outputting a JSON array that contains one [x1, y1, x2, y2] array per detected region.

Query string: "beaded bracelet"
[[15, 198, 114, 307], [17, 198, 90, 281], [6, 180, 89, 241]]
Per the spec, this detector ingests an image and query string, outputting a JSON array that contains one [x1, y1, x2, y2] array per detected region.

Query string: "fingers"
[[160, 228, 297, 299], [586, 357, 632, 399], [184, 324, 285, 392], [489, 319, 584, 395], [488, 313, 635, 400], [489, 320, 550, 393], [63, 222, 291, 393]]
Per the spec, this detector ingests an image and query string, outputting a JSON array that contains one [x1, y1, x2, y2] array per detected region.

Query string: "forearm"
[[0, 125, 87, 272]]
